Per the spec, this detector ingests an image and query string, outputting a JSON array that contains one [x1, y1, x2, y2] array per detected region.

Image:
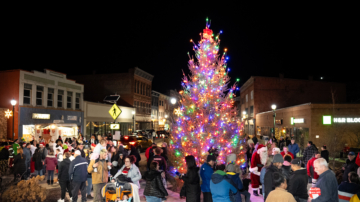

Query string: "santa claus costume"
[[249, 144, 268, 196]]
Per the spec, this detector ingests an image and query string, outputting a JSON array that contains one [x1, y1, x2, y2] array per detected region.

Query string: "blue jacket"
[[69, 156, 88, 182], [227, 172, 243, 202], [338, 181, 360, 194], [288, 143, 300, 157], [23, 147, 31, 166], [210, 170, 238, 202], [312, 169, 338, 202], [200, 163, 214, 192], [260, 166, 266, 189]]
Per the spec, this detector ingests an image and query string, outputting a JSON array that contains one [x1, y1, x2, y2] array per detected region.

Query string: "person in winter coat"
[[130, 145, 141, 167], [210, 164, 238, 202], [246, 141, 254, 170], [281, 147, 295, 159], [260, 155, 274, 198], [143, 161, 168, 201], [69, 150, 88, 202], [85, 149, 93, 199], [307, 152, 320, 186], [200, 155, 216, 202], [311, 158, 338, 202], [13, 147, 26, 180], [288, 159, 308, 202], [226, 163, 243, 202], [338, 171, 360, 194], [44, 149, 58, 185], [145, 143, 157, 161], [147, 147, 166, 172], [342, 152, 359, 182], [265, 172, 296, 202], [288, 138, 300, 157], [279, 136, 286, 151], [90, 134, 98, 145], [118, 153, 125, 169], [252, 135, 258, 146], [181, 155, 200, 202], [161, 142, 168, 161], [303, 141, 318, 166], [282, 155, 292, 183], [320, 145, 329, 163], [23, 143, 31, 179], [264, 154, 284, 201], [88, 149, 109, 202], [58, 152, 72, 202], [114, 155, 142, 188], [32, 148, 44, 176]]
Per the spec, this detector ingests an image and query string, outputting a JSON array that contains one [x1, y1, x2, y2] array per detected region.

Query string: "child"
[[91, 139, 107, 160], [120, 194, 131, 202], [44, 149, 58, 185]]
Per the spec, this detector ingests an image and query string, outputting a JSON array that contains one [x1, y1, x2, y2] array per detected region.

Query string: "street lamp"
[[170, 98, 177, 105], [132, 111, 135, 132], [271, 104, 277, 138], [11, 98, 17, 141], [165, 115, 168, 118]]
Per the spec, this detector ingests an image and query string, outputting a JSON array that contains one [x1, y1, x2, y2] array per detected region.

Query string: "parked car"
[[120, 135, 153, 153], [156, 130, 170, 138]]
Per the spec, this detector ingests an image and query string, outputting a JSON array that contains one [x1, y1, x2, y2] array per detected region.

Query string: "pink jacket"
[[45, 155, 58, 171]]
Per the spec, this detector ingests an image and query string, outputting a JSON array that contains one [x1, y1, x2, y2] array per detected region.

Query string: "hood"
[[144, 170, 161, 181], [62, 158, 71, 165], [226, 172, 239, 180], [46, 155, 56, 158], [211, 170, 227, 184]]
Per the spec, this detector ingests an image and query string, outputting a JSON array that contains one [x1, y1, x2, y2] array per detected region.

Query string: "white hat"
[[75, 150, 81, 156]]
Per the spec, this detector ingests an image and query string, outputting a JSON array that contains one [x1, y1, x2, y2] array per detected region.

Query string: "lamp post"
[[132, 111, 135, 132], [170, 98, 176, 105], [11, 98, 17, 141], [271, 104, 277, 138]]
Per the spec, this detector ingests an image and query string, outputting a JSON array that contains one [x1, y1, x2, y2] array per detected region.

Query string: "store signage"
[[108, 104, 122, 120], [67, 116, 77, 121], [291, 117, 304, 125], [323, 115, 360, 124], [32, 113, 50, 119], [275, 119, 282, 125], [110, 124, 120, 130]]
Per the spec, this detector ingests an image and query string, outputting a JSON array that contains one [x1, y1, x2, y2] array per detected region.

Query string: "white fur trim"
[[249, 166, 258, 173], [257, 146, 267, 154]]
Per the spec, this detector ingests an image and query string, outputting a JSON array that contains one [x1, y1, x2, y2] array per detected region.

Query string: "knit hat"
[[273, 154, 284, 163], [207, 155, 216, 162], [226, 163, 235, 172]]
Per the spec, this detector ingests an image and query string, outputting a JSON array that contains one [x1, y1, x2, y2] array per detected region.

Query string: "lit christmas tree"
[[169, 19, 246, 174]]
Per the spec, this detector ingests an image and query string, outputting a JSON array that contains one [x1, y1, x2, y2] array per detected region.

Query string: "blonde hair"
[[100, 149, 107, 154], [18, 148, 24, 159]]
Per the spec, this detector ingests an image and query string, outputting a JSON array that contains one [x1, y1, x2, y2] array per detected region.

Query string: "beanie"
[[226, 163, 235, 172], [273, 154, 284, 163]]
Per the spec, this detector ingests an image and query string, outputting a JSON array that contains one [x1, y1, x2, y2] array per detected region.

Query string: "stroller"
[[101, 175, 139, 202]]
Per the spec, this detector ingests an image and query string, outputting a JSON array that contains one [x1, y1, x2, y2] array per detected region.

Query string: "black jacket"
[[321, 150, 329, 163], [287, 168, 308, 200], [343, 158, 359, 182], [69, 156, 88, 182], [130, 146, 141, 167], [181, 167, 201, 202], [32, 151, 43, 171], [0, 147, 10, 160], [148, 155, 167, 172], [161, 147, 168, 161], [282, 165, 292, 183], [58, 158, 71, 181], [13, 154, 26, 176], [264, 164, 282, 200], [143, 170, 168, 198]]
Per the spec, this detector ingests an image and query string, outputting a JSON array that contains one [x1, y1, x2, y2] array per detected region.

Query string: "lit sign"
[[110, 124, 120, 130], [67, 116, 77, 121], [108, 104, 122, 120], [323, 115, 360, 124], [291, 117, 304, 125], [5, 109, 12, 119], [32, 113, 50, 119]]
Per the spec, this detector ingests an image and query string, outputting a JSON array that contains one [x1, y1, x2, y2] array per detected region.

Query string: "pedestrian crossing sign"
[[109, 104, 122, 120]]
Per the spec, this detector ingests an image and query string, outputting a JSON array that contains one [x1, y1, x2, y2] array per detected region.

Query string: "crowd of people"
[[246, 134, 360, 202]]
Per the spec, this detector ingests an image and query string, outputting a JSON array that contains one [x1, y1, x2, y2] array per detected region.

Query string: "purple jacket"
[[45, 155, 58, 171]]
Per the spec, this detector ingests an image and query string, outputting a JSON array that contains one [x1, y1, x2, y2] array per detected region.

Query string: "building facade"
[[256, 103, 360, 152], [0, 69, 84, 142], [0, 108, 7, 140], [69, 67, 154, 130], [239, 76, 346, 136], [158, 92, 170, 130], [151, 91, 160, 130]]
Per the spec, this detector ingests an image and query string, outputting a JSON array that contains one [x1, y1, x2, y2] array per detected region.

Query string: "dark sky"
[[2, 3, 358, 97]]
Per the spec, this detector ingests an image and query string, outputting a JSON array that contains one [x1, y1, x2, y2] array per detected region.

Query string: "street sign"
[[110, 124, 120, 130], [108, 104, 122, 120]]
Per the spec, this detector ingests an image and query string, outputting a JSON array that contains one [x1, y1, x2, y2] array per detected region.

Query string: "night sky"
[[2, 3, 358, 100]]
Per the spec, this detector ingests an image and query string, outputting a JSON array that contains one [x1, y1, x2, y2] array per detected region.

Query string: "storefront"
[[83, 101, 135, 140], [256, 103, 360, 151], [19, 106, 83, 143]]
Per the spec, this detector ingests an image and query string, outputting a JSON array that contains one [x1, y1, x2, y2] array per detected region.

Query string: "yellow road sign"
[[109, 104, 122, 120], [110, 124, 120, 130]]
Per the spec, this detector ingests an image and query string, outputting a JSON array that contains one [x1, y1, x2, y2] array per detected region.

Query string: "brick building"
[[0, 108, 8, 140], [70, 67, 154, 130], [256, 103, 360, 152], [239, 76, 346, 136]]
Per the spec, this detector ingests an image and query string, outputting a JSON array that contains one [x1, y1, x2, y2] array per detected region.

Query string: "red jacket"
[[280, 151, 294, 159], [45, 155, 58, 171], [145, 146, 152, 159], [307, 157, 319, 179]]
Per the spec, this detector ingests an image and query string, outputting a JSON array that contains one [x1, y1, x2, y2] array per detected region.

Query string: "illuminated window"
[[36, 86, 44, 106], [23, 83, 32, 105], [47, 88, 54, 107]]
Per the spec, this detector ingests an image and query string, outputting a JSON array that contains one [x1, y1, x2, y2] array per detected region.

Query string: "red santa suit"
[[249, 144, 267, 190]]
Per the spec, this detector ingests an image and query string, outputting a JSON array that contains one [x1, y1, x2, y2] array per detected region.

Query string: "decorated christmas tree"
[[169, 19, 246, 174]]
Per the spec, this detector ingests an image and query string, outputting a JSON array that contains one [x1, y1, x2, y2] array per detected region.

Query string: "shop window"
[[47, 88, 54, 107], [251, 90, 253, 100], [75, 93, 80, 109], [67, 91, 72, 109], [23, 83, 32, 105], [58, 90, 64, 108], [36, 86, 44, 106]]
